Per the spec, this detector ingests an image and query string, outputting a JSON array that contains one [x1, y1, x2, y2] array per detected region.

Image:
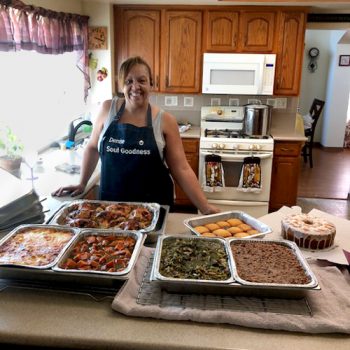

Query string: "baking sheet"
[[49, 200, 160, 233], [53, 229, 144, 276], [228, 238, 319, 289], [184, 210, 272, 239], [0, 224, 78, 269]]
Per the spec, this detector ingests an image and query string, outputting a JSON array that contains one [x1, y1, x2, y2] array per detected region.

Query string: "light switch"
[[211, 98, 221, 106], [229, 98, 239, 106], [165, 96, 178, 106], [184, 97, 194, 107]]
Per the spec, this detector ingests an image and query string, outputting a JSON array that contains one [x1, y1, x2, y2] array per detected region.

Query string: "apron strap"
[[115, 101, 152, 126]]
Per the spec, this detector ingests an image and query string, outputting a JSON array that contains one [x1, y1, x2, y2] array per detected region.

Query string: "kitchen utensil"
[[243, 104, 272, 136]]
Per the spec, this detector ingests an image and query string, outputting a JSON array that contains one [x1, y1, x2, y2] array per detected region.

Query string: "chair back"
[[306, 98, 325, 139]]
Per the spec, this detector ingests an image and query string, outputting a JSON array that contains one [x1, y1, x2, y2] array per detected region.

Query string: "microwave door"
[[202, 62, 262, 94]]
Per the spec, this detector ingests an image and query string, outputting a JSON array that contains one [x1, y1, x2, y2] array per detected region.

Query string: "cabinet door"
[[161, 10, 202, 93], [274, 11, 306, 96], [203, 10, 239, 52], [239, 11, 276, 52], [115, 9, 160, 92]]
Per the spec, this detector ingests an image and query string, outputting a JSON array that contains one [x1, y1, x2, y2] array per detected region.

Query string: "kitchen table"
[[0, 212, 349, 350]]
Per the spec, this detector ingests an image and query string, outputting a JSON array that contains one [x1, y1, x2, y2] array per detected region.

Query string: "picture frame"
[[339, 55, 350, 66]]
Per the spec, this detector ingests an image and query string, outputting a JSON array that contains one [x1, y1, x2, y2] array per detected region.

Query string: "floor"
[[297, 146, 350, 219]]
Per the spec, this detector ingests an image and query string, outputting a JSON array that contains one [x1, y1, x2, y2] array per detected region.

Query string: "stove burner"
[[204, 129, 243, 138]]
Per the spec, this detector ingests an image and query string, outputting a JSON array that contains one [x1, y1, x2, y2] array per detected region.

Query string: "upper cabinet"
[[239, 11, 276, 52], [203, 11, 239, 52], [274, 11, 306, 96], [161, 10, 202, 93]]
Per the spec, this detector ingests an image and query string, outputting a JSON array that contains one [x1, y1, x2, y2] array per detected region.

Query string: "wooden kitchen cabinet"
[[269, 141, 302, 212], [161, 10, 202, 93], [203, 10, 239, 52], [239, 10, 276, 52], [174, 138, 199, 209], [274, 10, 306, 96], [114, 7, 202, 93], [114, 8, 161, 93]]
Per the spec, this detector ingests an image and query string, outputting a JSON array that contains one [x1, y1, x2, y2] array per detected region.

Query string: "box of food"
[[0, 224, 78, 269], [184, 211, 272, 239], [151, 235, 234, 289], [49, 200, 160, 234], [53, 229, 144, 276], [228, 238, 318, 289]]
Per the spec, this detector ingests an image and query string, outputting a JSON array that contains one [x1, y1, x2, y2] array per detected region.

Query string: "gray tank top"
[[98, 97, 166, 160]]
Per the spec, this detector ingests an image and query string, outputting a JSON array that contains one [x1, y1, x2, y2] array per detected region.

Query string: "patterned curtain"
[[0, 0, 91, 101]]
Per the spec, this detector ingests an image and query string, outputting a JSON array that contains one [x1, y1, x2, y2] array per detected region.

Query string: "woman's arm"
[[52, 100, 112, 197], [162, 112, 219, 215]]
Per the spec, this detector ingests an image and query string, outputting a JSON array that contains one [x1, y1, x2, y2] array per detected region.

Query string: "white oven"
[[199, 106, 274, 217]]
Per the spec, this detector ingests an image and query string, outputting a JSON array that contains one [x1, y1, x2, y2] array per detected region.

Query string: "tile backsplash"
[[151, 93, 299, 130]]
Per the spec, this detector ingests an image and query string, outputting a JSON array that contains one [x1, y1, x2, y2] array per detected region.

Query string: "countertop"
[[0, 212, 349, 350], [180, 126, 200, 139]]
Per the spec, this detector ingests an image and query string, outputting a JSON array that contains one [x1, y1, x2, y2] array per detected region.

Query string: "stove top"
[[204, 129, 271, 140]]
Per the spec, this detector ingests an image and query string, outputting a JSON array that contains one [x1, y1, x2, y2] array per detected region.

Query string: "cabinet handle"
[[281, 148, 291, 152], [156, 75, 159, 88], [166, 76, 169, 87]]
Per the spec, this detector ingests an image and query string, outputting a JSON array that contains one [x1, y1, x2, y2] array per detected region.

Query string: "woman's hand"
[[51, 184, 86, 197], [200, 203, 221, 215]]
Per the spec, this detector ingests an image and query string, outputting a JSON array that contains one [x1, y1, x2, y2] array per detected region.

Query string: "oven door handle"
[[200, 151, 273, 161]]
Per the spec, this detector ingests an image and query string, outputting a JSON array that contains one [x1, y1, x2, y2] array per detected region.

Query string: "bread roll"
[[194, 226, 209, 234], [213, 229, 231, 238], [201, 232, 217, 238], [227, 218, 243, 227], [238, 223, 252, 232], [216, 221, 230, 228], [205, 223, 220, 231], [234, 232, 250, 238], [246, 229, 259, 235], [227, 226, 243, 235]]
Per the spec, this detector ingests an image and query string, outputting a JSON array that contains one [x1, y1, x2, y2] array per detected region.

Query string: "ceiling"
[[82, 0, 350, 13]]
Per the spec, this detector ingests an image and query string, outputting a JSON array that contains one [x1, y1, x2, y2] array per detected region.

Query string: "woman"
[[52, 56, 219, 215]]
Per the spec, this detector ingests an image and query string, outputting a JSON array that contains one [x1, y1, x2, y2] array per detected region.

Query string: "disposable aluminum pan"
[[53, 229, 144, 276], [152, 235, 234, 286], [184, 210, 272, 239], [0, 224, 78, 269], [228, 238, 319, 289], [49, 200, 160, 234]]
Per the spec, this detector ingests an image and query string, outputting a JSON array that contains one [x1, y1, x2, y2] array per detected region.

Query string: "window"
[[0, 51, 86, 153]]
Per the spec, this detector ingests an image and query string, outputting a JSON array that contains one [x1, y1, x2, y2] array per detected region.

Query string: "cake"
[[281, 213, 336, 250]]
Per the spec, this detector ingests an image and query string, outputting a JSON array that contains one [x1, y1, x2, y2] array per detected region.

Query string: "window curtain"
[[0, 0, 91, 101]]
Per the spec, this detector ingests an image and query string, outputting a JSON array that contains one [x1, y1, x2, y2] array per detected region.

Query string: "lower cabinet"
[[174, 138, 199, 210], [269, 141, 302, 212]]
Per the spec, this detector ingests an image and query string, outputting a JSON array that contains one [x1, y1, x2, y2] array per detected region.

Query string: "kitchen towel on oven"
[[203, 154, 225, 192], [237, 156, 262, 193]]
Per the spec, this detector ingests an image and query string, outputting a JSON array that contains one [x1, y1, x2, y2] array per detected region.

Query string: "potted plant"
[[0, 125, 24, 173]]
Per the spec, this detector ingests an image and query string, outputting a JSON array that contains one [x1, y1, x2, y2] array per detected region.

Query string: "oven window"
[[222, 160, 243, 187], [210, 70, 255, 86]]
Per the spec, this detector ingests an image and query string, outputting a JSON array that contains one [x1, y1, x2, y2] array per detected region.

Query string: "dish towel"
[[237, 156, 262, 193], [202, 154, 225, 192], [112, 247, 350, 334]]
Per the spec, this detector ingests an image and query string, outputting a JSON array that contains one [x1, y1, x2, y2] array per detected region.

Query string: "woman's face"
[[123, 64, 151, 107]]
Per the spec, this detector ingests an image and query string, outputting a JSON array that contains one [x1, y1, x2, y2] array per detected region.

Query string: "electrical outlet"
[[266, 99, 276, 108], [211, 98, 221, 106], [248, 98, 261, 104], [229, 98, 240, 106], [275, 98, 287, 109], [183, 97, 194, 107], [165, 96, 178, 106]]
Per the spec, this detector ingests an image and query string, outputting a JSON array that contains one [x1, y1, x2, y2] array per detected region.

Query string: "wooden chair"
[[302, 98, 325, 168]]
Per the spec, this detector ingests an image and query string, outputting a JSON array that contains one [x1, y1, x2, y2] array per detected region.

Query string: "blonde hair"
[[118, 56, 153, 87]]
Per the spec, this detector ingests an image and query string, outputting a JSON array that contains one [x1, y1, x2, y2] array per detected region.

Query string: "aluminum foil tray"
[[152, 235, 234, 286], [49, 200, 160, 234], [228, 238, 319, 289], [144, 205, 169, 245], [53, 229, 144, 276], [0, 224, 78, 269], [183, 210, 272, 239]]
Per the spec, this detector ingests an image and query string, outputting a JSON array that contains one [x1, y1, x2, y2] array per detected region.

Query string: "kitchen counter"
[[271, 113, 307, 142], [0, 212, 349, 350], [180, 126, 200, 139]]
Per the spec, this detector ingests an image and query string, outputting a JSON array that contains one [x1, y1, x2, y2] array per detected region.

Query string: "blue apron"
[[99, 102, 174, 206]]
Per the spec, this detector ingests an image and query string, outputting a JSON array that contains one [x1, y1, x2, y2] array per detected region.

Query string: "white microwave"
[[202, 53, 276, 95]]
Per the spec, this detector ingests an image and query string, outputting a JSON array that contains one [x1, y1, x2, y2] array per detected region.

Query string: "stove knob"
[[249, 144, 261, 151], [217, 109, 223, 115], [218, 143, 225, 149], [231, 144, 238, 150], [211, 143, 218, 149]]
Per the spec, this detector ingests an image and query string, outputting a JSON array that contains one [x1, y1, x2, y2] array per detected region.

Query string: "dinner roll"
[[213, 229, 231, 238], [246, 229, 259, 236], [205, 223, 220, 231], [238, 223, 252, 232], [216, 221, 230, 228], [227, 218, 243, 227], [233, 232, 250, 238], [201, 232, 217, 238], [227, 226, 243, 235], [194, 226, 209, 234]]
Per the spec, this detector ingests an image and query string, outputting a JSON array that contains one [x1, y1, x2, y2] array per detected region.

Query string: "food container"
[[49, 200, 160, 234], [151, 235, 234, 292], [53, 229, 144, 276], [228, 238, 319, 289], [243, 104, 272, 136], [0, 224, 78, 269], [183, 210, 272, 239]]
